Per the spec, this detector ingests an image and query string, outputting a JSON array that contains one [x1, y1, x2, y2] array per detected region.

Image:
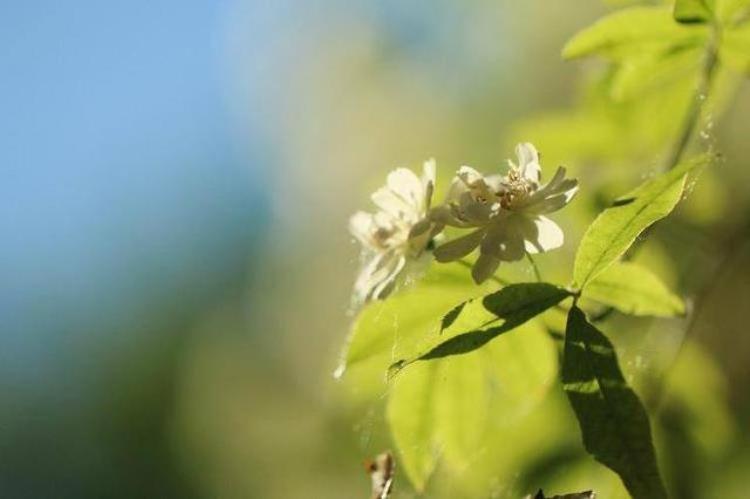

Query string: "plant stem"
[[526, 252, 543, 282], [639, 28, 725, 409], [594, 30, 721, 327], [663, 28, 719, 171]]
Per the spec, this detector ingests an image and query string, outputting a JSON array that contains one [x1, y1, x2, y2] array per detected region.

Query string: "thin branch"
[[598, 29, 721, 328], [663, 28, 719, 171]]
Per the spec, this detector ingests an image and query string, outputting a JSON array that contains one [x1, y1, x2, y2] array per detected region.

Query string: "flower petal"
[[515, 142, 541, 184], [523, 216, 564, 254], [525, 190, 577, 215], [457, 166, 485, 187], [407, 217, 436, 255], [421, 159, 436, 210], [408, 217, 432, 239], [444, 177, 467, 203], [371, 187, 412, 219], [481, 218, 526, 262], [352, 251, 388, 303], [472, 252, 500, 284], [349, 211, 375, 247], [386, 168, 423, 207], [429, 204, 467, 228], [353, 250, 405, 303], [459, 191, 496, 225], [371, 254, 406, 300], [433, 228, 485, 262], [537, 167, 578, 198], [457, 165, 496, 201], [517, 167, 578, 213]]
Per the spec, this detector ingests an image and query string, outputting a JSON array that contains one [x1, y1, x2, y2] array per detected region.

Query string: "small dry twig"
[[366, 451, 395, 499]]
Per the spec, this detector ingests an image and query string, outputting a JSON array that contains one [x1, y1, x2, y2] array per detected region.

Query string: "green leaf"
[[390, 283, 570, 368], [715, 0, 750, 25], [721, 23, 750, 74], [511, 58, 707, 166], [339, 263, 493, 376], [582, 262, 685, 317], [563, 306, 667, 499], [573, 155, 707, 289], [563, 6, 706, 61], [674, 0, 714, 23], [387, 361, 440, 492], [609, 46, 702, 101], [388, 320, 558, 491]]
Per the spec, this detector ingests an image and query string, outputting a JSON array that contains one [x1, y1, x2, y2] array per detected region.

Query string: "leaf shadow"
[[389, 283, 570, 375], [440, 300, 468, 334]]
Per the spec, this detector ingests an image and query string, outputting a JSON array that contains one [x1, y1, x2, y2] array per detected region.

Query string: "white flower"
[[432, 143, 578, 283], [349, 160, 440, 303]]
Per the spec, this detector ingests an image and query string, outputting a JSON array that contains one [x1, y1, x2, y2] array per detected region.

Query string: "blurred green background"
[[2, 0, 750, 497]]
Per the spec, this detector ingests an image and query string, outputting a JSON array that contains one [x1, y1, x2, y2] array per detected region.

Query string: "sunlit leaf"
[[721, 23, 750, 74], [715, 0, 750, 24], [387, 320, 558, 491], [386, 361, 440, 492], [582, 262, 685, 316], [441, 301, 468, 332], [563, 306, 667, 499], [682, 0, 750, 27], [573, 155, 707, 289], [609, 46, 701, 101], [563, 6, 706, 61], [511, 57, 701, 168], [339, 262, 493, 376], [390, 283, 571, 368], [674, 0, 714, 23]]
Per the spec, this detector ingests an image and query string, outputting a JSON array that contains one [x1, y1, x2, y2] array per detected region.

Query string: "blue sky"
[[0, 1, 269, 385], [0, 0, 516, 389]]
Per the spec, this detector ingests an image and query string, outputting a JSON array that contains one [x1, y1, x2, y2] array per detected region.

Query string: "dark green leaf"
[[563, 306, 667, 499]]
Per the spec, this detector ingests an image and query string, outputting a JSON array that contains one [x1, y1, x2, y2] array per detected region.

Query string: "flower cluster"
[[349, 160, 441, 303], [349, 143, 578, 302]]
